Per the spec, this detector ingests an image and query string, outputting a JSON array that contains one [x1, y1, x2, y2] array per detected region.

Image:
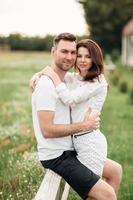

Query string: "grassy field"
[[0, 51, 133, 200]]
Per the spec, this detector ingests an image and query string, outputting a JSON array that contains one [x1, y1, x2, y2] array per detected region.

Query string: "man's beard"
[[55, 61, 73, 71]]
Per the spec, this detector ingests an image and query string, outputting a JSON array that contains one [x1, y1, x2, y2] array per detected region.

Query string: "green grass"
[[101, 86, 133, 200], [0, 51, 133, 200]]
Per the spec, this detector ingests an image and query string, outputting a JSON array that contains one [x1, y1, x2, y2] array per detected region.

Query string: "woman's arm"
[[56, 75, 108, 106], [29, 66, 77, 92], [30, 68, 107, 107], [29, 66, 57, 91], [87, 84, 108, 113], [44, 71, 108, 106]]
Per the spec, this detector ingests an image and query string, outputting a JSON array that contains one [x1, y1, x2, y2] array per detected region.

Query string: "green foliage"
[[111, 49, 121, 63], [78, 0, 133, 53], [128, 86, 133, 104], [119, 79, 128, 93], [110, 70, 120, 86], [0, 34, 92, 52], [0, 33, 54, 51]]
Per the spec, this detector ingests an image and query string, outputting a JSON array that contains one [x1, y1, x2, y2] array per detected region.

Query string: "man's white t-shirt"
[[32, 76, 73, 161]]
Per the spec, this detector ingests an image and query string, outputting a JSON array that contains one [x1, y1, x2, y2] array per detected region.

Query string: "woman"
[[30, 39, 122, 195]]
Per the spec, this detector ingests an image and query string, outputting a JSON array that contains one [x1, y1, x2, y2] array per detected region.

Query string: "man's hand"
[[83, 108, 100, 131]]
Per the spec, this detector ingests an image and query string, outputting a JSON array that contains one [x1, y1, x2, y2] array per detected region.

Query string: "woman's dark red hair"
[[76, 39, 105, 81]]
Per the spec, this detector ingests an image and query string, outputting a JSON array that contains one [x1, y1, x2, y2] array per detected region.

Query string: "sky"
[[0, 0, 87, 36]]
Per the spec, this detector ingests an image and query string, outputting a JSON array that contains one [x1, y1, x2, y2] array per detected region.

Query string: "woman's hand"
[[84, 108, 100, 130], [29, 66, 62, 92], [41, 66, 61, 86], [29, 71, 42, 92], [29, 66, 54, 92]]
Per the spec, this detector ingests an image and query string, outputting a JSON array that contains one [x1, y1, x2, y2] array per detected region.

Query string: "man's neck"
[[52, 64, 67, 81]]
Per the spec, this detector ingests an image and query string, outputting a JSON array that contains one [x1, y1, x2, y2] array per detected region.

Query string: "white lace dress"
[[56, 72, 108, 176]]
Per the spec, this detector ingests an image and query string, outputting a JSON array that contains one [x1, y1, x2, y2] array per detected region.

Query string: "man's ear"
[[51, 47, 55, 56]]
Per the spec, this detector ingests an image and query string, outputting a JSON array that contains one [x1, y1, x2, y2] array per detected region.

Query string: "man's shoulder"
[[37, 75, 55, 88], [33, 76, 56, 95]]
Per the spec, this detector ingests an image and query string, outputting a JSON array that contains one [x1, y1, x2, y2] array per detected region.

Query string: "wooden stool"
[[34, 169, 70, 200]]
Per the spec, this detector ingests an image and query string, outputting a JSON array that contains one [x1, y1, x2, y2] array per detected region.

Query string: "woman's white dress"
[[56, 73, 108, 176]]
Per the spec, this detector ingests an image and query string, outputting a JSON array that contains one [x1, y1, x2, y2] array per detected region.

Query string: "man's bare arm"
[[38, 110, 99, 138]]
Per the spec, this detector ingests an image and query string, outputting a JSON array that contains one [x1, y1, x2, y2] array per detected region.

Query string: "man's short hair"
[[53, 33, 77, 47]]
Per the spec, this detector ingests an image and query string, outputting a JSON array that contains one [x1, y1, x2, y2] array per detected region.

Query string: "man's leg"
[[102, 158, 122, 195]]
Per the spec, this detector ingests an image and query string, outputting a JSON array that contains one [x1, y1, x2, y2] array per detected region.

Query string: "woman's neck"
[[80, 71, 87, 78]]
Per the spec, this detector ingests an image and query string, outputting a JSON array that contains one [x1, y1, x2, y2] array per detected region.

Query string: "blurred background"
[[0, 0, 133, 199]]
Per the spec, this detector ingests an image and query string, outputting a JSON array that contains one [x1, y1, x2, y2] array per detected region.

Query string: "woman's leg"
[[102, 158, 122, 195]]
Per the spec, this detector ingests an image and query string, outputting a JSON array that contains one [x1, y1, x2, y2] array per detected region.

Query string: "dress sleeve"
[[64, 72, 78, 86], [56, 74, 107, 106], [87, 84, 108, 113]]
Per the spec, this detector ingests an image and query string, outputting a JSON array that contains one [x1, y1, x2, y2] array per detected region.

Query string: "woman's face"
[[76, 47, 92, 75]]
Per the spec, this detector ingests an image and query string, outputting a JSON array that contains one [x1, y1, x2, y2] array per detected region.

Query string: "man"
[[32, 33, 116, 200]]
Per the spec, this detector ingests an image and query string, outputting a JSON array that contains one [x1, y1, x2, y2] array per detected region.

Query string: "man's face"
[[52, 40, 77, 71]]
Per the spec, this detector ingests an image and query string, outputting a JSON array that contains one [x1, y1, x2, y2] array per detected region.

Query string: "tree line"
[[0, 33, 88, 52], [0, 34, 54, 51]]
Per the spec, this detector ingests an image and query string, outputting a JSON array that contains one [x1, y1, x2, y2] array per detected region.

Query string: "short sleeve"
[[34, 76, 58, 111]]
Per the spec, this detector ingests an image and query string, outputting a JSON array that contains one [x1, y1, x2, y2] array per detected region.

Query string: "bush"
[[119, 80, 128, 93], [111, 49, 120, 62], [128, 86, 133, 104], [111, 73, 120, 86]]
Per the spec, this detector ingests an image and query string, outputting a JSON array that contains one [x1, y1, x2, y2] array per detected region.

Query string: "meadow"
[[0, 51, 133, 200]]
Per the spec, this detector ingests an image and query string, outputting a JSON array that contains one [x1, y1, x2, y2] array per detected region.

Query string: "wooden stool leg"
[[34, 169, 70, 200], [61, 182, 70, 200], [34, 169, 61, 200]]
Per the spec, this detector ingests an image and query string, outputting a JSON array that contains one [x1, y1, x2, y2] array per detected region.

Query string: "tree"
[[78, 0, 133, 53]]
